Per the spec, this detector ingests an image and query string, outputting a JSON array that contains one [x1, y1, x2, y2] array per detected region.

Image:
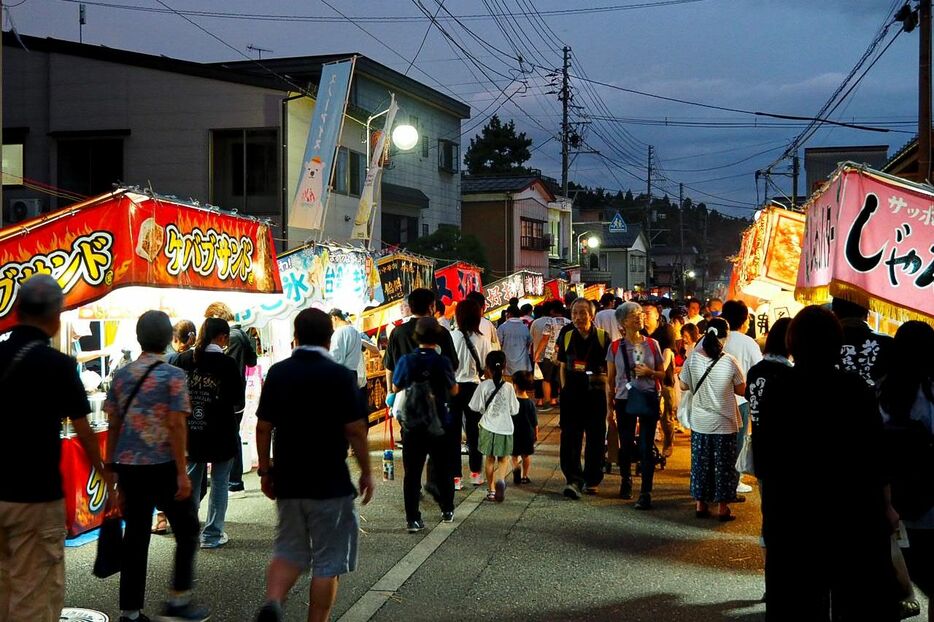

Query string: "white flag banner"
[[351, 95, 399, 240]]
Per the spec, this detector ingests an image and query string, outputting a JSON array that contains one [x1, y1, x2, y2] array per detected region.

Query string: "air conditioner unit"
[[6, 198, 41, 224]]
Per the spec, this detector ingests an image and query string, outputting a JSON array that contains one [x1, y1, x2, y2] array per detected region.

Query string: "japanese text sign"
[[377, 253, 434, 304], [796, 165, 934, 321], [0, 191, 282, 334], [434, 262, 482, 307], [482, 271, 545, 309]]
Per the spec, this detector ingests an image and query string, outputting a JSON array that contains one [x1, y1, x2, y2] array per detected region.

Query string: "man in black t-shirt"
[[254, 308, 373, 622], [832, 298, 893, 388], [556, 298, 611, 499], [0, 275, 109, 622]]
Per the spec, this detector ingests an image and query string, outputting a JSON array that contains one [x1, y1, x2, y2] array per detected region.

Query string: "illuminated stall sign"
[[241, 244, 383, 328], [377, 254, 435, 304], [0, 191, 282, 334], [482, 271, 545, 309], [434, 262, 482, 307], [796, 164, 934, 322]]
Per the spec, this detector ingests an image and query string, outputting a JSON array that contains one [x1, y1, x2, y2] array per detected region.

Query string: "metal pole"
[[791, 154, 799, 209], [920, 0, 932, 183], [645, 145, 653, 289], [679, 182, 685, 299]]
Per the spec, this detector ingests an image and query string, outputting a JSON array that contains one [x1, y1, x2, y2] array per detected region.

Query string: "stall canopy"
[[0, 189, 282, 334], [795, 163, 934, 323], [377, 252, 435, 305], [734, 204, 806, 301], [240, 242, 381, 329]]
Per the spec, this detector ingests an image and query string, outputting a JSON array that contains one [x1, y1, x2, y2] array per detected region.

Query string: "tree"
[[404, 227, 489, 272], [464, 115, 533, 175]]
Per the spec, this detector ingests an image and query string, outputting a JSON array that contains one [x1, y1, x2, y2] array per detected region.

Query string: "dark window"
[[57, 138, 123, 201], [211, 128, 278, 215], [334, 147, 349, 195], [382, 213, 420, 246], [438, 139, 459, 173], [520, 218, 546, 250], [422, 135, 430, 159], [422, 223, 429, 237], [332, 147, 365, 196], [349, 151, 365, 197]]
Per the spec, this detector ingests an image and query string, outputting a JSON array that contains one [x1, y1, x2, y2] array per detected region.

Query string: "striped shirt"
[[679, 348, 744, 434]]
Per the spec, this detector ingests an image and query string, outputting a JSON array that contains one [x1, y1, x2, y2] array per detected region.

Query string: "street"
[[61, 412, 836, 622]]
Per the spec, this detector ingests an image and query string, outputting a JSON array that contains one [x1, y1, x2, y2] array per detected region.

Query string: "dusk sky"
[[9, 0, 923, 216]]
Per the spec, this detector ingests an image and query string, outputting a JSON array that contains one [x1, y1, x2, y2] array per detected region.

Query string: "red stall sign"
[[0, 190, 282, 334], [60, 430, 109, 537], [434, 262, 482, 307]]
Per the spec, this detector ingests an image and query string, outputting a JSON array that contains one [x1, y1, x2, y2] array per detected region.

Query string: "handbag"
[[735, 433, 754, 475], [92, 514, 123, 578], [676, 354, 721, 431], [621, 339, 660, 418]]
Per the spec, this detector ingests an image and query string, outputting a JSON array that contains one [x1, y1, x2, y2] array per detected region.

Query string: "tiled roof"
[[883, 135, 918, 172], [599, 222, 643, 249], [461, 175, 559, 199]]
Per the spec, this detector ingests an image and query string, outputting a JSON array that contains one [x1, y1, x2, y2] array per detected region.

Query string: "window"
[[57, 138, 124, 199], [438, 139, 459, 173], [382, 213, 420, 246], [422, 223, 429, 237], [211, 128, 278, 215], [549, 220, 560, 257], [520, 218, 546, 250], [2, 144, 23, 186], [422, 135, 430, 159], [333, 147, 365, 196], [630, 254, 646, 273]]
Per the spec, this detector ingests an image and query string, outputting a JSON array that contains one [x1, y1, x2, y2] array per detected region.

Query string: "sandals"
[[151, 513, 171, 535], [486, 491, 497, 501], [520, 477, 532, 485], [898, 598, 921, 620]]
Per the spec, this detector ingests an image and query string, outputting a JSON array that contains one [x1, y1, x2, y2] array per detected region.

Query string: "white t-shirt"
[[451, 329, 493, 384], [685, 314, 704, 326], [723, 331, 762, 406], [679, 348, 745, 434], [594, 308, 621, 342], [479, 317, 500, 350], [469, 378, 519, 435], [329, 324, 362, 374]]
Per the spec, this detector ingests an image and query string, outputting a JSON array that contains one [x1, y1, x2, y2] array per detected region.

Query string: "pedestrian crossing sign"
[[609, 211, 627, 233]]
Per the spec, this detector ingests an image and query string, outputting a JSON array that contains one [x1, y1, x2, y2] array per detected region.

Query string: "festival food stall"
[[240, 242, 390, 423], [795, 163, 934, 330], [0, 189, 283, 537], [730, 202, 807, 334]]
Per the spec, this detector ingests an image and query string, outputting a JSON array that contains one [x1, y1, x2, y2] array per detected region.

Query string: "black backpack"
[[884, 417, 934, 521], [399, 358, 445, 437]]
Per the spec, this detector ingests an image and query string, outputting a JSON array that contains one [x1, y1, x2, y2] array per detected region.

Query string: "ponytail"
[[194, 317, 230, 363], [485, 350, 507, 387], [702, 317, 729, 359]]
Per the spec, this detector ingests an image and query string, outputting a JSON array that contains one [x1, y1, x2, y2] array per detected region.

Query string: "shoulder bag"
[[676, 354, 721, 430], [461, 329, 485, 382]]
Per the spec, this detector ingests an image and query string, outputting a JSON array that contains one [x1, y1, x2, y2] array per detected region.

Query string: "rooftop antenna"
[[246, 44, 273, 60]]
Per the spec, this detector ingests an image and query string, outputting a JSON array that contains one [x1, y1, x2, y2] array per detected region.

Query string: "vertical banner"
[[352, 94, 399, 240], [289, 58, 356, 231]]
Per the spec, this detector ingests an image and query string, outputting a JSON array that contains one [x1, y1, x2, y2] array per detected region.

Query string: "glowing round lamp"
[[587, 237, 600, 249], [687, 270, 696, 278], [391, 124, 419, 151]]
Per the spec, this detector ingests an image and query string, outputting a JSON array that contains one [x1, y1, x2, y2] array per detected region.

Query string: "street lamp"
[[575, 230, 600, 264], [360, 93, 419, 245]]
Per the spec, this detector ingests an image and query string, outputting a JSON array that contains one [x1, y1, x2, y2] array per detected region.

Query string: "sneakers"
[[441, 511, 454, 523], [469, 472, 484, 486], [407, 519, 425, 533], [583, 485, 599, 496], [255, 602, 283, 622], [227, 484, 246, 499], [563, 483, 582, 500], [619, 479, 633, 500], [634, 494, 652, 510], [538, 404, 553, 412], [736, 482, 753, 494], [512, 467, 521, 485], [453, 477, 463, 491], [494, 479, 506, 503], [157, 601, 211, 621], [200, 532, 229, 549]]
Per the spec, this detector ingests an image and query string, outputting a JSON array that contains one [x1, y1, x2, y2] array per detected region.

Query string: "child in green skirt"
[[468, 351, 519, 502]]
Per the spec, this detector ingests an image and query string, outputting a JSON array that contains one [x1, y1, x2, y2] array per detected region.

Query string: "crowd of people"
[[1, 272, 931, 622]]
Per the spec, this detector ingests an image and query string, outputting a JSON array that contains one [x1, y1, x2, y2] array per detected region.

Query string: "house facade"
[[573, 219, 649, 291], [2, 34, 470, 249], [461, 175, 565, 279]]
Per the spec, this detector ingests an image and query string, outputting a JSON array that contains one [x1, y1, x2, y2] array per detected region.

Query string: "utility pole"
[[679, 183, 685, 299], [920, 0, 932, 183], [791, 154, 799, 209], [645, 145, 653, 291], [560, 45, 571, 199]]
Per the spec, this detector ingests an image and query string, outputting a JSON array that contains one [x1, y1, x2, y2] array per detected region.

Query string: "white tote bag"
[[677, 389, 694, 430]]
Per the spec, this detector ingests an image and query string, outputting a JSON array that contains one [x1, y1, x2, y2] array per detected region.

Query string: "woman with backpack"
[[606, 302, 666, 510], [451, 299, 494, 488], [678, 318, 746, 522], [174, 317, 244, 549], [880, 320, 934, 621], [469, 351, 519, 503]]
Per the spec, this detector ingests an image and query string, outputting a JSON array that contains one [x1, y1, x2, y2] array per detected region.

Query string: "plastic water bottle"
[[382, 449, 394, 481]]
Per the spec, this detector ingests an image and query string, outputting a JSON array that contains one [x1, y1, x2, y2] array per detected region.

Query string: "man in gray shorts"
[[254, 309, 374, 622]]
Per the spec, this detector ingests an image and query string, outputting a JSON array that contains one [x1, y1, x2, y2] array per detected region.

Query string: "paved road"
[[63, 413, 929, 621]]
